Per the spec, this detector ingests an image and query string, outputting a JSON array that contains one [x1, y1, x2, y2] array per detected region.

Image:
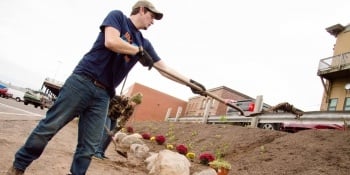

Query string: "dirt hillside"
[[1, 120, 350, 175]]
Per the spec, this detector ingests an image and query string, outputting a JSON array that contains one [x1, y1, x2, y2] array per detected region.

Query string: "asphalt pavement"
[[0, 97, 47, 120]]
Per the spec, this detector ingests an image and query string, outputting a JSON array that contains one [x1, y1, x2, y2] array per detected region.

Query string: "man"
[[7, 0, 206, 174], [94, 93, 143, 159]]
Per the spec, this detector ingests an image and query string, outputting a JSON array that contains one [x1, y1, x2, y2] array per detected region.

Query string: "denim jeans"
[[95, 118, 116, 157], [13, 73, 110, 175]]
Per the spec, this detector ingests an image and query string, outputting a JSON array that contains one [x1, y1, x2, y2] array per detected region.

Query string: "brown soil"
[[1, 120, 350, 175]]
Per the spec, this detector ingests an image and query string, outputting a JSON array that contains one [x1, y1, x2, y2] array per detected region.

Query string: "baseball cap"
[[132, 0, 163, 20]]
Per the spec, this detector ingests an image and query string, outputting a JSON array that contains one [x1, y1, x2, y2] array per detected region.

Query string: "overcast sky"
[[0, 0, 349, 111]]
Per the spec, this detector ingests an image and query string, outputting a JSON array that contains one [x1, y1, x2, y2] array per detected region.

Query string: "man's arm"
[[104, 26, 139, 55], [153, 60, 190, 85], [153, 60, 207, 96]]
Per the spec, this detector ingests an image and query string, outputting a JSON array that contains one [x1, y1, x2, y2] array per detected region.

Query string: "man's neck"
[[130, 16, 141, 30]]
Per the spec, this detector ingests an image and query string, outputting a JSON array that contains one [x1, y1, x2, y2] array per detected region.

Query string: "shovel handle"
[[152, 64, 246, 116]]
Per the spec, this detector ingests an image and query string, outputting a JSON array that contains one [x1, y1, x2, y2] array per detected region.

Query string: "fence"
[[165, 109, 350, 127]]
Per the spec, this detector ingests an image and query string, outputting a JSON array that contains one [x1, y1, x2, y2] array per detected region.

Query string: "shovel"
[[152, 64, 261, 117], [103, 125, 128, 158]]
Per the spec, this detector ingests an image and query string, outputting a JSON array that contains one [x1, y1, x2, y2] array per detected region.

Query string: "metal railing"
[[318, 52, 350, 72], [166, 111, 350, 126]]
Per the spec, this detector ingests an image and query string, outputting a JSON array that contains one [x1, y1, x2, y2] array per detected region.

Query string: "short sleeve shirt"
[[73, 10, 161, 96]]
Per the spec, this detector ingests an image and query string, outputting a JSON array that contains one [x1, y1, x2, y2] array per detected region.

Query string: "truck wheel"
[[40, 105, 44, 110], [259, 123, 280, 130], [24, 101, 28, 105], [34, 105, 38, 108], [15, 97, 21, 102]]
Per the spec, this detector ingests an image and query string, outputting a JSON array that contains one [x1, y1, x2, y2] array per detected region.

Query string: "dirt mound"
[[1, 120, 350, 175]]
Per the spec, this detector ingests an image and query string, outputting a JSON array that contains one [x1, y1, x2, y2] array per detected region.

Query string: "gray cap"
[[132, 0, 163, 20]]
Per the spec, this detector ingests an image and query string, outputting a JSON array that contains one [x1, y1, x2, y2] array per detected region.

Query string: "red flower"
[[199, 152, 215, 165], [155, 135, 166, 145], [142, 133, 151, 140], [176, 144, 188, 155], [126, 126, 134, 133]]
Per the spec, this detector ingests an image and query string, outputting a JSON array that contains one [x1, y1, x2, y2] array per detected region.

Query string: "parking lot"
[[0, 97, 46, 120]]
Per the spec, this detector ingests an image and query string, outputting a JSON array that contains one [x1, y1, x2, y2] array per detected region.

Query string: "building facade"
[[184, 86, 253, 116], [124, 82, 187, 122], [318, 23, 350, 111]]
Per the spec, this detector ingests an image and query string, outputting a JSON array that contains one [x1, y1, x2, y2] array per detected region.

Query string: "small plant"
[[219, 115, 228, 122], [141, 133, 151, 140], [186, 152, 196, 161], [187, 142, 195, 151], [166, 143, 174, 150], [209, 159, 232, 170], [168, 135, 176, 144], [191, 131, 198, 137], [199, 145, 207, 152], [126, 126, 134, 133], [166, 123, 177, 144], [199, 152, 215, 165], [260, 145, 266, 154], [215, 143, 229, 159], [176, 144, 188, 155], [155, 135, 166, 145]]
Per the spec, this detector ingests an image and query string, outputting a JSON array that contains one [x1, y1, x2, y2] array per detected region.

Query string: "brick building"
[[123, 82, 187, 122], [184, 86, 253, 116]]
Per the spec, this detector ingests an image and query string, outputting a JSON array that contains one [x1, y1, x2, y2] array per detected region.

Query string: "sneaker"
[[92, 153, 105, 160], [6, 166, 24, 175]]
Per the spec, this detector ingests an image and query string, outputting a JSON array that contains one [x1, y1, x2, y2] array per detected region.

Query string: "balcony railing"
[[318, 52, 350, 73]]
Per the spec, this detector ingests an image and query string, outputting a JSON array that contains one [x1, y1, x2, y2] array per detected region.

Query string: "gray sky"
[[0, 0, 349, 111]]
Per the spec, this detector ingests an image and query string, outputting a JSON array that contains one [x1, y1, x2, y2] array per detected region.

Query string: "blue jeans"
[[13, 74, 110, 175], [95, 118, 117, 157]]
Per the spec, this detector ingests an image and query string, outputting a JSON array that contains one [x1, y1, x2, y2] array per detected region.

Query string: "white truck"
[[8, 88, 25, 102]]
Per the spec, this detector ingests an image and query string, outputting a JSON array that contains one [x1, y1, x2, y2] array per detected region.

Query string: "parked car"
[[226, 99, 271, 115], [225, 99, 344, 132], [0, 84, 13, 99], [23, 90, 53, 109], [226, 99, 274, 127], [280, 122, 344, 133]]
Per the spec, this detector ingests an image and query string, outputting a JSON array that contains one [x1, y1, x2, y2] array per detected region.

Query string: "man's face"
[[140, 8, 156, 30]]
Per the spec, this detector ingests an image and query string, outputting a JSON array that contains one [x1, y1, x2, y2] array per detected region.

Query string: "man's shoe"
[[92, 154, 104, 160], [6, 166, 24, 175]]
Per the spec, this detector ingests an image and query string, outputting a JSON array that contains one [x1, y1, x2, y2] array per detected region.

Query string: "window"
[[210, 99, 215, 108], [344, 98, 350, 111], [201, 99, 206, 109], [328, 98, 338, 111]]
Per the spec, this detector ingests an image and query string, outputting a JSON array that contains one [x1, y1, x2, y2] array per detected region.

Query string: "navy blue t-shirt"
[[73, 10, 161, 96]]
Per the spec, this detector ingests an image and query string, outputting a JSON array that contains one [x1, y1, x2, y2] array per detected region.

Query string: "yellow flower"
[[186, 152, 196, 160], [150, 136, 156, 141], [166, 144, 174, 150], [121, 128, 127, 133]]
